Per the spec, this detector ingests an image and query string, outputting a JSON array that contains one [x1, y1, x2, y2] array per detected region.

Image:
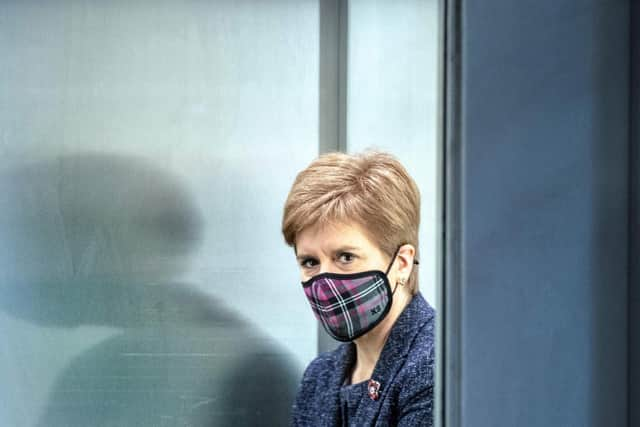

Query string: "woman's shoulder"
[[391, 294, 436, 391], [292, 344, 352, 425], [410, 294, 436, 356], [391, 292, 435, 358], [301, 342, 352, 381]]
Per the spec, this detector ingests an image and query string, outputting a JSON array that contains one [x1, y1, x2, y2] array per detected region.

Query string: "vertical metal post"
[[629, 2, 639, 425], [317, 0, 349, 353], [442, 0, 462, 426], [318, 0, 348, 156]]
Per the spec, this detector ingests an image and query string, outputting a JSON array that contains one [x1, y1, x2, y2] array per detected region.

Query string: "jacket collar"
[[326, 293, 435, 423], [367, 292, 433, 386]]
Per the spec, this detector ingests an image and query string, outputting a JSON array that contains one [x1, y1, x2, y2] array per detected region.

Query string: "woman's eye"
[[338, 252, 356, 263], [300, 258, 318, 269]]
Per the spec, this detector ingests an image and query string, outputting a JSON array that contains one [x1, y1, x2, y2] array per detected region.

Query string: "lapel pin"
[[367, 379, 381, 401]]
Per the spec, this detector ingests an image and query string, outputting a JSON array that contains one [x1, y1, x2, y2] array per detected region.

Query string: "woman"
[[282, 150, 435, 426]]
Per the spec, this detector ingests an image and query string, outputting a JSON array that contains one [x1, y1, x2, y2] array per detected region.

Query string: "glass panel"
[[347, 0, 440, 311], [0, 1, 442, 426], [0, 2, 318, 426], [307, 2, 441, 426]]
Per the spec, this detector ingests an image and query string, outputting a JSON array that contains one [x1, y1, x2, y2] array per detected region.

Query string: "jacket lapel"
[[352, 293, 434, 424]]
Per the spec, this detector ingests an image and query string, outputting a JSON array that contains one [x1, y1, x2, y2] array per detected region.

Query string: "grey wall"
[[446, 1, 629, 426]]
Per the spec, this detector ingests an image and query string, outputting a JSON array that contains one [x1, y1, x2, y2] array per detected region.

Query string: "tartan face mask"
[[300, 247, 401, 342]]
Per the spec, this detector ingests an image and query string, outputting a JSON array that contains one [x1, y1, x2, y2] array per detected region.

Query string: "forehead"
[[295, 220, 377, 254]]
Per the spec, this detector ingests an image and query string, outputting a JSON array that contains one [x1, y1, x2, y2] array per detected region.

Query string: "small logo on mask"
[[370, 305, 381, 315]]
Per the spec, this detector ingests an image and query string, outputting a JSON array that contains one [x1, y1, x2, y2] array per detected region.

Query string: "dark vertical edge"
[[337, 0, 348, 153], [629, 1, 639, 425], [317, 0, 348, 354], [434, 0, 446, 426], [318, 0, 340, 155], [443, 0, 462, 426], [318, 0, 348, 156], [590, 3, 630, 425]]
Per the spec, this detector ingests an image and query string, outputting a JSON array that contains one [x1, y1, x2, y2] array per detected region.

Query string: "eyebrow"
[[295, 246, 362, 261]]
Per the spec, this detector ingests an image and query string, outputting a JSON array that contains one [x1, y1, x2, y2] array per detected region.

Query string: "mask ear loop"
[[385, 246, 403, 295], [386, 245, 420, 295]]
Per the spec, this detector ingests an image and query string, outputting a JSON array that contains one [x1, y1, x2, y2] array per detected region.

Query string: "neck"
[[350, 291, 412, 384]]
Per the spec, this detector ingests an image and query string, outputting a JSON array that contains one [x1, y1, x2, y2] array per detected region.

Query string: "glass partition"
[[0, 1, 441, 425]]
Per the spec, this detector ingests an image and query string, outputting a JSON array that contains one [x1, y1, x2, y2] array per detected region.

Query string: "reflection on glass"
[[0, 2, 316, 426]]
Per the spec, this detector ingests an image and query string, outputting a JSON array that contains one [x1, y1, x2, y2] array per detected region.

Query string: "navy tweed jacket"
[[291, 293, 435, 427]]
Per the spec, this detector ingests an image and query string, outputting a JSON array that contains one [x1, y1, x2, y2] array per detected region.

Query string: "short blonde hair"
[[282, 150, 421, 293]]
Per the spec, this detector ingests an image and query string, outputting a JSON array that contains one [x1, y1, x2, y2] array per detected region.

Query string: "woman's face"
[[295, 220, 395, 283]]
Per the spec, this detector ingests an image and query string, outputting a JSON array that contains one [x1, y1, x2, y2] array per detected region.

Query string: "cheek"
[[299, 266, 317, 282]]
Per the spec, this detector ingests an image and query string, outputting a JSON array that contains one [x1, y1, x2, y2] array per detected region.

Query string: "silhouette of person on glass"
[[0, 153, 298, 426]]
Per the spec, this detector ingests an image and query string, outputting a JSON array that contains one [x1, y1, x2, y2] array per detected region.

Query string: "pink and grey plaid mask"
[[301, 247, 402, 342]]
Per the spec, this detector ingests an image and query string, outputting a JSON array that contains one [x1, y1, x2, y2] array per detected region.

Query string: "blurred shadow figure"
[[0, 153, 298, 426]]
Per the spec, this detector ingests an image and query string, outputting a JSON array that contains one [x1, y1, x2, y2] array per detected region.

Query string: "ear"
[[395, 244, 416, 279]]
